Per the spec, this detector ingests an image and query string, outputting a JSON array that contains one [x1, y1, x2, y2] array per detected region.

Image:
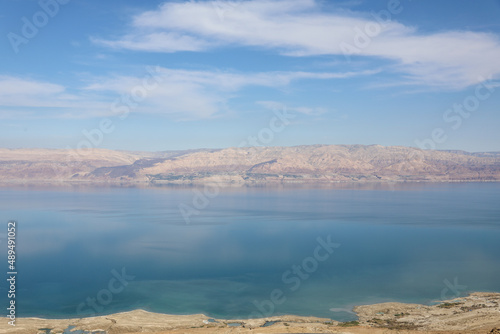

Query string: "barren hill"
[[1, 145, 499, 184]]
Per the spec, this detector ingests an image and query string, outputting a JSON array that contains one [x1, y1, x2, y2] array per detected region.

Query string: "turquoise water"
[[1, 183, 500, 321]]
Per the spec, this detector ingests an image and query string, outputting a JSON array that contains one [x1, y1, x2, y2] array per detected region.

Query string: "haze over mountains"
[[1, 145, 500, 184]]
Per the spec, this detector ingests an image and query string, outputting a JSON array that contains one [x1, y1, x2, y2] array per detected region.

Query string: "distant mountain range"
[[1, 145, 500, 184]]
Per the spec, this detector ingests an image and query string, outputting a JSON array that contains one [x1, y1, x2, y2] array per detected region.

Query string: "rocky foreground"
[[2, 293, 499, 334], [1, 145, 500, 185]]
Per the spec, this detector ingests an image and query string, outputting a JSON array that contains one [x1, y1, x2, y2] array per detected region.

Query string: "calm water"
[[1, 183, 500, 321]]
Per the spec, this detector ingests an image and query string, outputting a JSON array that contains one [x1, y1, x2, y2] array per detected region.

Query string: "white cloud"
[[0, 67, 374, 120], [0, 76, 108, 119], [257, 100, 327, 116], [84, 67, 375, 119], [0, 76, 75, 111], [93, 0, 500, 89], [91, 33, 210, 53], [0, 76, 64, 97]]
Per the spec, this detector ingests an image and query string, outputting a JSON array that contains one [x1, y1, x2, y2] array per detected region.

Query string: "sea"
[[1, 182, 499, 321]]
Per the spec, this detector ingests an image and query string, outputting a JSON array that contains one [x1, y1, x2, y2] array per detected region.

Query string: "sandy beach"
[[2, 292, 499, 334]]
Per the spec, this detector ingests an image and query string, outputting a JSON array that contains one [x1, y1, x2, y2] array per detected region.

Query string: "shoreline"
[[4, 292, 500, 334], [1, 179, 499, 188]]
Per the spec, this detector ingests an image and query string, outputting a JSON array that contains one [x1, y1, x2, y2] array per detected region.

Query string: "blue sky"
[[1, 0, 500, 152]]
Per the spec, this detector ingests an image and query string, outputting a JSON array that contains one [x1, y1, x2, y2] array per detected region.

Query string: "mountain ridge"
[[1, 145, 499, 184]]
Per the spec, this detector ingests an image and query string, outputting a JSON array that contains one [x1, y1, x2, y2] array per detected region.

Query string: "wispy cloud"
[[93, 0, 500, 90], [92, 33, 210, 53], [0, 68, 375, 120], [0, 76, 70, 109], [84, 67, 376, 119], [0, 76, 108, 119], [257, 100, 327, 116]]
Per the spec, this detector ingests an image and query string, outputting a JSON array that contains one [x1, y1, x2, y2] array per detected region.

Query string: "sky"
[[1, 0, 500, 152]]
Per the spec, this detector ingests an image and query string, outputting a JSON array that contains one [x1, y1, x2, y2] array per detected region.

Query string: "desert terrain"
[[2, 292, 499, 334], [1, 145, 500, 185]]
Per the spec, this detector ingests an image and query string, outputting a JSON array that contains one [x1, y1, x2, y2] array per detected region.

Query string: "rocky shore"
[[2, 292, 499, 334]]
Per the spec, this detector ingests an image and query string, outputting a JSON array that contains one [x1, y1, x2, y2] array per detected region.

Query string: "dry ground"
[[2, 293, 499, 334]]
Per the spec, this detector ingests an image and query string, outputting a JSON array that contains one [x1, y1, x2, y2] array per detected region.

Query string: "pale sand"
[[2, 292, 499, 334]]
